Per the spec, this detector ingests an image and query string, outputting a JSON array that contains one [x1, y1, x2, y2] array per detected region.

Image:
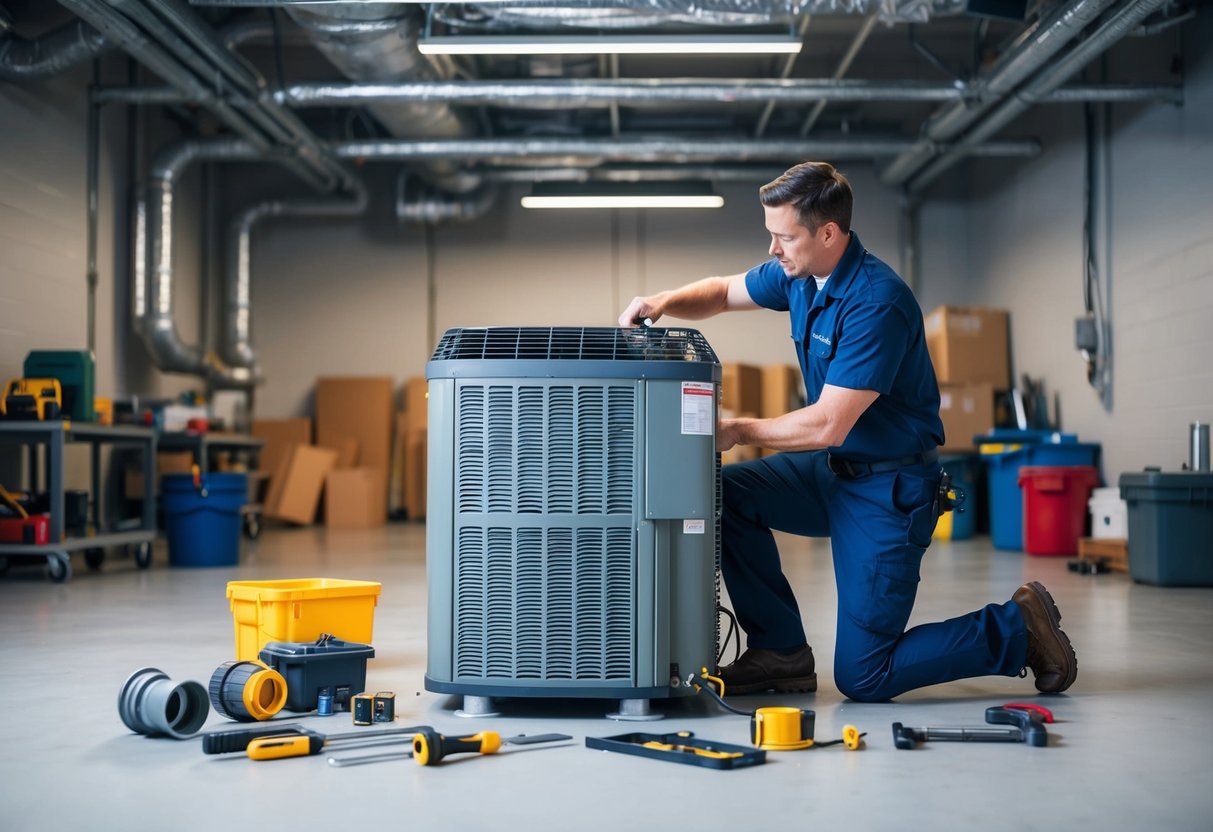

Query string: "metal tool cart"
[[156, 432, 265, 539], [0, 421, 157, 583]]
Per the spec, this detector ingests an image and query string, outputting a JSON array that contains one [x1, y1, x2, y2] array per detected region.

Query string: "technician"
[[618, 161, 1077, 701]]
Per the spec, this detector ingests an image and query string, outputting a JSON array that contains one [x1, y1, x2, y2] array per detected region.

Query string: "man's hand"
[[618, 296, 662, 328], [716, 418, 743, 453]]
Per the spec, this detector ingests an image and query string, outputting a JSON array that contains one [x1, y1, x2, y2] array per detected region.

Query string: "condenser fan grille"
[[431, 326, 717, 363]]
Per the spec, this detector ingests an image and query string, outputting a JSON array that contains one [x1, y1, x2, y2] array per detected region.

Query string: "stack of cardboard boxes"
[[398, 377, 428, 521], [924, 305, 1008, 452]]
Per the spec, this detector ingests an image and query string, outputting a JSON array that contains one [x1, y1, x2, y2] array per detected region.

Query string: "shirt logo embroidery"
[[811, 331, 832, 347]]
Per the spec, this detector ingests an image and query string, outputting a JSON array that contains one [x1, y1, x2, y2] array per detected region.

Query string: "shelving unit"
[[0, 421, 157, 582]]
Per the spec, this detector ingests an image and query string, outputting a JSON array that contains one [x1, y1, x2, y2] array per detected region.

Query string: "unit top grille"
[[431, 327, 718, 364]]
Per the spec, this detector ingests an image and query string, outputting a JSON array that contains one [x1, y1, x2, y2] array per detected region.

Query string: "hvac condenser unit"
[[424, 327, 720, 717]]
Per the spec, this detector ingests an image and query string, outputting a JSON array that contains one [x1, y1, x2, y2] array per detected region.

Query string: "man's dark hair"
[[759, 161, 853, 234]]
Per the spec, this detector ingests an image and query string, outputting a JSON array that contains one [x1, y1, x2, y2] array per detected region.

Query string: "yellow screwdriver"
[[247, 726, 428, 761]]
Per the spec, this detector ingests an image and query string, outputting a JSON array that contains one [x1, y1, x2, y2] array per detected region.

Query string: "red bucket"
[[1018, 466, 1101, 556]]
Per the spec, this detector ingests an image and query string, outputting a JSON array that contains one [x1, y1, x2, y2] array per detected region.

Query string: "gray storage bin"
[[1119, 471, 1213, 587]]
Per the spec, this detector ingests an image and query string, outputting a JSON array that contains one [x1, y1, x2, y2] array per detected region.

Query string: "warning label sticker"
[[681, 381, 714, 436], [683, 519, 706, 535]]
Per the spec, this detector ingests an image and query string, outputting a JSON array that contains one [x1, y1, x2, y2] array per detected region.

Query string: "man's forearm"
[[653, 277, 731, 321], [727, 407, 838, 452]]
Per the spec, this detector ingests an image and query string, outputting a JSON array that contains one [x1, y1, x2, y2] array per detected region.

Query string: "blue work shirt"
[[744, 231, 943, 462]]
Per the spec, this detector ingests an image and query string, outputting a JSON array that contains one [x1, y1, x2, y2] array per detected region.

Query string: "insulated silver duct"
[[433, 0, 967, 28], [880, 0, 1122, 187], [906, 0, 1173, 195], [141, 139, 262, 385], [284, 4, 477, 154], [0, 13, 109, 80], [225, 183, 369, 372], [396, 174, 497, 223]]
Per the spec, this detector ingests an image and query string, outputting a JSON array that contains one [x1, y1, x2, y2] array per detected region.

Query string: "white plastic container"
[[1088, 486, 1128, 539]]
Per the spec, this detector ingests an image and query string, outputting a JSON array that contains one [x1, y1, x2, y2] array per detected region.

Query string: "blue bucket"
[[162, 473, 247, 567]]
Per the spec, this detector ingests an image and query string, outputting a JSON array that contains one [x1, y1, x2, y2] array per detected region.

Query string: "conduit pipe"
[[224, 182, 369, 372], [332, 136, 1042, 163], [880, 0, 1122, 187], [906, 0, 1173, 195]]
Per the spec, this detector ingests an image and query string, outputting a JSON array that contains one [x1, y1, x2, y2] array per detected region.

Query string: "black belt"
[[827, 449, 939, 480]]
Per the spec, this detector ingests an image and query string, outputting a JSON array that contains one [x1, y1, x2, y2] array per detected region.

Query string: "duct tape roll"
[[750, 706, 815, 751], [209, 660, 289, 722]]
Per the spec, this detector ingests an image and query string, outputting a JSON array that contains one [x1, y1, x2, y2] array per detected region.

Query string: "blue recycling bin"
[[161, 473, 247, 567]]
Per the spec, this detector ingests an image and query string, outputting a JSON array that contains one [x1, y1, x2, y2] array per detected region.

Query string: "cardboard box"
[[325, 467, 387, 529], [252, 418, 313, 474], [761, 365, 803, 418], [925, 306, 1010, 390], [937, 383, 995, 452], [1077, 536, 1129, 573], [315, 377, 393, 511], [721, 363, 762, 416], [265, 444, 338, 525], [319, 434, 360, 469], [403, 376, 428, 432], [403, 427, 427, 521]]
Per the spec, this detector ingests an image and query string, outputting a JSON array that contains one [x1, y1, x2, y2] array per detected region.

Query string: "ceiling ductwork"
[[284, 2, 482, 193], [225, 183, 369, 374], [0, 10, 109, 80]]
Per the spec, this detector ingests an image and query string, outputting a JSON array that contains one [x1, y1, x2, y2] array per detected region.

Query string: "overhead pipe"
[[798, 13, 880, 136], [880, 0, 1122, 187], [224, 183, 369, 372], [906, 0, 1174, 195], [753, 14, 812, 139], [0, 12, 109, 80], [332, 136, 1041, 163], [96, 78, 1182, 108]]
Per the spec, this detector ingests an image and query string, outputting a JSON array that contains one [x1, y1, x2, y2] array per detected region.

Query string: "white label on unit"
[[681, 381, 714, 435], [683, 519, 706, 535]]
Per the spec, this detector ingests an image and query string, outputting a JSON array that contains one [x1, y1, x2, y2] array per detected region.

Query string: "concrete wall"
[[246, 165, 907, 416], [959, 14, 1213, 480]]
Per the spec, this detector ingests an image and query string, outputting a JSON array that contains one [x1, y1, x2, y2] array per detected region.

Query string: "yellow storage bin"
[[227, 578, 382, 661]]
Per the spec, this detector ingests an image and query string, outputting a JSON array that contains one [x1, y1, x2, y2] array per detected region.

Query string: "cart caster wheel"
[[85, 548, 105, 571], [131, 542, 153, 569], [47, 554, 72, 583], [243, 513, 262, 540]]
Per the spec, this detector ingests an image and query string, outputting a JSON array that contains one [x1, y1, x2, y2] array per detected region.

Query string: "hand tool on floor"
[[985, 706, 1049, 747], [411, 728, 572, 766], [1002, 703, 1055, 723], [893, 706, 1050, 750], [327, 731, 571, 767], [586, 731, 766, 770], [247, 725, 432, 761]]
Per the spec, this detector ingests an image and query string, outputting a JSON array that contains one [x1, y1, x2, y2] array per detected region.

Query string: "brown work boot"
[[717, 645, 817, 695], [1013, 581, 1078, 694]]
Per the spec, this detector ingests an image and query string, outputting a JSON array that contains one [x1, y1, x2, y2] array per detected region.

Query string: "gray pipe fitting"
[[118, 667, 209, 739]]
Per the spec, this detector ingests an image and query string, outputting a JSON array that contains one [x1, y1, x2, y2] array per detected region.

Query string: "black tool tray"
[[586, 731, 766, 770]]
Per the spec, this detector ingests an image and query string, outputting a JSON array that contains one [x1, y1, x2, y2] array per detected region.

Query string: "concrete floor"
[[1, 523, 1211, 831]]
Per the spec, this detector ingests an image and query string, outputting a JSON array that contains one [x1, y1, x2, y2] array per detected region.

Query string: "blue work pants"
[[720, 450, 1027, 702]]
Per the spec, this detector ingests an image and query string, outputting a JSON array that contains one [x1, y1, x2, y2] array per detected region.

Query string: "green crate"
[[24, 350, 95, 421]]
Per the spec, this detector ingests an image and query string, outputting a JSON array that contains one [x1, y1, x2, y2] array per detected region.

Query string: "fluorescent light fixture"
[[521, 182, 725, 210], [419, 34, 803, 56]]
